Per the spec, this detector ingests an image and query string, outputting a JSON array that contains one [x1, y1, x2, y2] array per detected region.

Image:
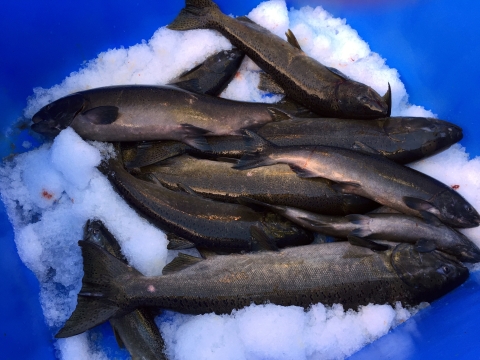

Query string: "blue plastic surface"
[[1, 0, 479, 359]]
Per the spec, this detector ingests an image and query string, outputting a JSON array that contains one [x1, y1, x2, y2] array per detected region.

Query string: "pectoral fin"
[[289, 165, 318, 178], [403, 196, 439, 214], [331, 182, 362, 195], [348, 235, 390, 252], [111, 326, 126, 349], [414, 238, 436, 253], [82, 106, 119, 125], [250, 225, 279, 252]]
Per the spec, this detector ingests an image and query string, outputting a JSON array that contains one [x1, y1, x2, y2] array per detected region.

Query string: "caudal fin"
[[55, 241, 141, 338], [168, 0, 220, 31], [232, 130, 277, 170]]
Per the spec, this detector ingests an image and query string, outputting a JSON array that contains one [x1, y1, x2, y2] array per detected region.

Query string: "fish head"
[[445, 231, 480, 263], [83, 219, 105, 244], [261, 213, 314, 248], [432, 190, 480, 228], [336, 82, 389, 119], [383, 117, 463, 150], [207, 48, 245, 74], [31, 93, 85, 137], [391, 243, 468, 297]]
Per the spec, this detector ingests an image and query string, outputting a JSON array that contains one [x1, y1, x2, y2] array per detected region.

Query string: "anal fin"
[[289, 164, 318, 178]]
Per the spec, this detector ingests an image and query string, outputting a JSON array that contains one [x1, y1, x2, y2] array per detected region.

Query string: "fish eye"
[[438, 265, 451, 275]]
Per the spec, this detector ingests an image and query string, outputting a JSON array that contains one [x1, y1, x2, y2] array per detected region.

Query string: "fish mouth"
[[458, 246, 480, 263]]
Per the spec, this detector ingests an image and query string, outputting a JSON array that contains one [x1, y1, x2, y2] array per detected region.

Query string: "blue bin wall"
[[1, 1, 479, 358]]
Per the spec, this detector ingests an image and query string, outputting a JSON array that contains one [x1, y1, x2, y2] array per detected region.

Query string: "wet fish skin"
[[233, 132, 480, 228], [125, 116, 463, 168], [169, 48, 245, 96], [84, 220, 167, 360], [102, 146, 313, 253], [239, 198, 480, 263], [30, 85, 284, 147], [168, 0, 389, 119], [55, 240, 468, 338], [138, 154, 377, 215]]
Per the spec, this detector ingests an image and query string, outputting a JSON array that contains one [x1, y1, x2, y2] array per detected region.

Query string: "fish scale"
[[168, 0, 390, 119], [56, 241, 468, 339]]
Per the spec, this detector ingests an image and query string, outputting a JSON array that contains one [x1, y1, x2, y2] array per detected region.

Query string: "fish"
[[55, 240, 468, 338], [124, 116, 462, 168], [137, 154, 377, 215], [168, 0, 391, 119], [84, 220, 167, 360], [101, 145, 313, 252], [233, 131, 480, 228], [238, 197, 480, 263], [30, 85, 291, 149], [168, 48, 245, 96]]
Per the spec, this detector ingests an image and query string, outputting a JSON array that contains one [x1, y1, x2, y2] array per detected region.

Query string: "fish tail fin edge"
[[168, 0, 220, 31], [55, 241, 139, 338]]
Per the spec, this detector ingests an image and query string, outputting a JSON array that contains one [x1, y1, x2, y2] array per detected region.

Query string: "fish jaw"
[[391, 243, 469, 300], [31, 93, 85, 137], [336, 82, 389, 119]]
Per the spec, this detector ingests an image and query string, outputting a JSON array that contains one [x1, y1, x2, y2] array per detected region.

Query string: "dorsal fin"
[[383, 83, 392, 117], [162, 253, 203, 275], [285, 29, 302, 50], [325, 66, 350, 81], [236, 15, 256, 24]]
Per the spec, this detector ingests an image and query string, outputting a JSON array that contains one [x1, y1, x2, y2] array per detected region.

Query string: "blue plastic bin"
[[1, 0, 479, 358]]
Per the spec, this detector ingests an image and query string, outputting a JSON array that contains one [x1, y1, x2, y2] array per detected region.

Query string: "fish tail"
[[168, 0, 220, 31], [233, 130, 277, 170], [55, 241, 141, 338]]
